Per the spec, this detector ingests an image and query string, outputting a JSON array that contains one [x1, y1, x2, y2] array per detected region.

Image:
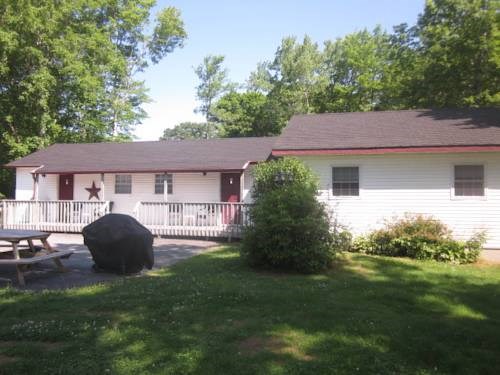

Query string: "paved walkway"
[[0, 233, 219, 291]]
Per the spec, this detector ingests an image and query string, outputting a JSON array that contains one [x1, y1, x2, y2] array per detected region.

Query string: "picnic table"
[[0, 229, 74, 286]]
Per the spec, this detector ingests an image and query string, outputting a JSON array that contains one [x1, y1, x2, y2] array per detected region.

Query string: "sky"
[[135, 0, 425, 141]]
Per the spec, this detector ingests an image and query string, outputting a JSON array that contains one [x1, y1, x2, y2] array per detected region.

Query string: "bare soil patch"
[[238, 336, 314, 361]]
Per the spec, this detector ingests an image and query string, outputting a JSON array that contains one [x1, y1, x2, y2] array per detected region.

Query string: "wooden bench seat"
[[0, 250, 73, 265]]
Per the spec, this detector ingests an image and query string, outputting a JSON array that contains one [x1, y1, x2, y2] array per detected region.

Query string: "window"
[[115, 174, 131, 194], [332, 167, 359, 196], [155, 174, 173, 195], [454, 165, 484, 196]]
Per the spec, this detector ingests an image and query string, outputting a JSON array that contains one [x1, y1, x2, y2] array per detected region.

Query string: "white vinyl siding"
[[15, 168, 35, 200], [299, 152, 500, 249], [15, 168, 58, 200]]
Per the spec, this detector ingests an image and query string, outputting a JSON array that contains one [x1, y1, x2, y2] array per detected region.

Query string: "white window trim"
[[450, 162, 488, 201], [329, 165, 362, 200]]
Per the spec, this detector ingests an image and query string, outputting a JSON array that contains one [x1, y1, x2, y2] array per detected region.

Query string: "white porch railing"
[[133, 201, 251, 239], [1, 200, 112, 232]]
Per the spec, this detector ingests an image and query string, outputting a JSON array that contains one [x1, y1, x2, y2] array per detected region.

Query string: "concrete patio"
[[0, 233, 219, 291]]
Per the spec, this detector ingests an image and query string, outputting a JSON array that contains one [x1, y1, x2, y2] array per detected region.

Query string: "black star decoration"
[[85, 181, 101, 200]]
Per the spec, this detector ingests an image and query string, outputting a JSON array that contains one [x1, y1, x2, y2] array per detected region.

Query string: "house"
[[3, 137, 275, 237], [273, 108, 500, 248], [3, 108, 500, 246]]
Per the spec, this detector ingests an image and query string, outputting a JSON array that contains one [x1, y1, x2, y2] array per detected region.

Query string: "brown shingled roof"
[[273, 108, 500, 152], [6, 137, 277, 174]]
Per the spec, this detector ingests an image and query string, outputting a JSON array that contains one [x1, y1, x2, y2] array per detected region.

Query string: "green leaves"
[[236, 0, 498, 137], [416, 0, 499, 107], [160, 122, 220, 140], [149, 7, 187, 64], [194, 55, 235, 125], [0, 0, 186, 194], [212, 92, 269, 137], [242, 158, 337, 273]]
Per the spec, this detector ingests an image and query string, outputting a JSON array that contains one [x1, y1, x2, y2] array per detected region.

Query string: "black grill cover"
[[83, 214, 154, 274]]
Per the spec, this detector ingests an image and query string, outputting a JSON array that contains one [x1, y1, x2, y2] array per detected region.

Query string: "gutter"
[[272, 145, 500, 156]]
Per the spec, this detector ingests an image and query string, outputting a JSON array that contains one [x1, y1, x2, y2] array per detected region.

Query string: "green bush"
[[350, 214, 485, 264], [241, 157, 340, 273]]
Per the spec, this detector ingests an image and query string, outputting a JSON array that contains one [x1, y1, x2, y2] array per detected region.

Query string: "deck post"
[[31, 173, 39, 201], [100, 173, 105, 201], [1, 200, 6, 228], [163, 172, 168, 202]]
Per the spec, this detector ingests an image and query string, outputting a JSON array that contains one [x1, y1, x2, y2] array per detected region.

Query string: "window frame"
[[114, 174, 132, 194], [330, 165, 360, 198], [451, 163, 487, 200], [154, 173, 173, 195]]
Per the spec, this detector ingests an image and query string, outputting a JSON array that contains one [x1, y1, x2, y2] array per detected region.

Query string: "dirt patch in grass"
[[347, 263, 375, 275], [238, 336, 314, 361], [0, 354, 17, 365], [472, 259, 500, 268], [0, 340, 64, 351]]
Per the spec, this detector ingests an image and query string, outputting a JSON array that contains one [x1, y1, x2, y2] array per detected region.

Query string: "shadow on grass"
[[0, 248, 499, 374]]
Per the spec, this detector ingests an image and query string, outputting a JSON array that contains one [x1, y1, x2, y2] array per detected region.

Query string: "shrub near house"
[[241, 158, 338, 273], [351, 214, 485, 264]]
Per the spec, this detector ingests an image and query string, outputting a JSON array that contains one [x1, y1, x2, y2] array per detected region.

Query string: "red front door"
[[221, 173, 241, 224], [221, 173, 241, 202], [58, 174, 74, 200]]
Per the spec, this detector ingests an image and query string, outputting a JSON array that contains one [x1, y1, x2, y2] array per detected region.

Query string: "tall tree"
[[415, 0, 499, 107], [319, 27, 393, 112], [160, 122, 219, 140], [0, 0, 186, 195], [194, 55, 234, 138], [268, 35, 323, 114], [245, 36, 323, 134]]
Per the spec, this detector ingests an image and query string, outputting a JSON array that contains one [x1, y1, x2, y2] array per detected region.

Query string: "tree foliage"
[[160, 122, 219, 140], [415, 0, 500, 107], [212, 92, 272, 137], [242, 158, 337, 273], [0, 0, 186, 195], [194, 55, 234, 119], [231, 0, 499, 137], [193, 55, 235, 138]]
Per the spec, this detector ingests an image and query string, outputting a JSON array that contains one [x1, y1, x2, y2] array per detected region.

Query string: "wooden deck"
[[1, 200, 112, 232], [1, 200, 251, 239], [133, 201, 251, 239]]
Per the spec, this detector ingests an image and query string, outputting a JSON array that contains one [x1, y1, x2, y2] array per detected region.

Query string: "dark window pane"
[[454, 165, 484, 196], [455, 165, 483, 180], [332, 167, 359, 196], [115, 174, 132, 194], [155, 174, 173, 195]]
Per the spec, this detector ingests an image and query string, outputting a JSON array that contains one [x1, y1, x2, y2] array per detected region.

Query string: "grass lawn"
[[0, 247, 499, 375]]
